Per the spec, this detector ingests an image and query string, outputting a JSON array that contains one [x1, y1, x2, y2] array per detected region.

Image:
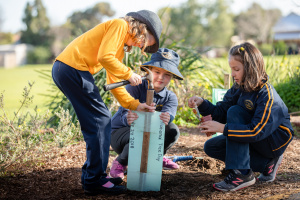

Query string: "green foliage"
[[275, 63, 300, 112], [276, 79, 300, 112], [0, 82, 82, 174], [67, 2, 115, 37], [259, 43, 273, 56], [27, 46, 52, 64], [21, 0, 54, 47], [274, 41, 287, 55], [235, 3, 281, 43], [0, 32, 13, 44], [158, 0, 234, 48]]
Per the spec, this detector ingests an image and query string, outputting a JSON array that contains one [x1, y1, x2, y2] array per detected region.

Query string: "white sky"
[[0, 0, 299, 33]]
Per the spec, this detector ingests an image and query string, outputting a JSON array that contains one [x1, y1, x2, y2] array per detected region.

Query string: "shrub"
[[259, 43, 273, 56], [27, 46, 52, 64], [0, 82, 82, 174], [275, 77, 300, 113], [273, 41, 287, 55]]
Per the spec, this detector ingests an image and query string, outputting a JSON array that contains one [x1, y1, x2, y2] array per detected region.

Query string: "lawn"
[[0, 64, 53, 117]]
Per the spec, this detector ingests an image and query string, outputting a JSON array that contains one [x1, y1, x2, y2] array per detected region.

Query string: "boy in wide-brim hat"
[[110, 48, 184, 179]]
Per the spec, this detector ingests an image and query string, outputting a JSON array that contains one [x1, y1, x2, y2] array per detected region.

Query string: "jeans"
[[52, 61, 111, 188], [204, 105, 275, 172]]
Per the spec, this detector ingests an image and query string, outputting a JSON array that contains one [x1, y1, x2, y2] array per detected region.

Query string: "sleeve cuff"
[[223, 124, 229, 136], [198, 99, 209, 111]]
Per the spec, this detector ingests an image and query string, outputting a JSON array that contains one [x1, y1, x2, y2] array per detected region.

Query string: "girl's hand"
[[136, 102, 156, 112], [129, 73, 142, 86], [188, 96, 204, 108], [127, 110, 139, 126], [199, 121, 225, 135], [159, 112, 170, 125]]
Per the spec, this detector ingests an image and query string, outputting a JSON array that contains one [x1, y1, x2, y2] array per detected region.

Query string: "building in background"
[[0, 44, 33, 68], [273, 12, 300, 54]]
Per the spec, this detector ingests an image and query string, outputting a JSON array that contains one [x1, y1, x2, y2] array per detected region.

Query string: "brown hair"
[[123, 16, 151, 56], [229, 42, 267, 92]]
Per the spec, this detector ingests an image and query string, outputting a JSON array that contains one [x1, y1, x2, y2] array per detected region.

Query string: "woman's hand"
[[129, 73, 142, 86], [159, 112, 170, 125], [127, 110, 139, 126], [136, 102, 156, 112], [188, 96, 204, 108], [199, 121, 225, 136]]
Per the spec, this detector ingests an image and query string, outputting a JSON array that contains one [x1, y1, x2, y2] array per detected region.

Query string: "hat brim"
[[126, 11, 160, 53], [141, 61, 184, 80]]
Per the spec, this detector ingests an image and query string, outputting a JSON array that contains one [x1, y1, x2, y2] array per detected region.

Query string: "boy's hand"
[[127, 110, 138, 126], [159, 112, 170, 125]]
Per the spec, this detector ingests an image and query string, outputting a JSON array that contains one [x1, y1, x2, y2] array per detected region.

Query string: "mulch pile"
[[1, 117, 300, 200]]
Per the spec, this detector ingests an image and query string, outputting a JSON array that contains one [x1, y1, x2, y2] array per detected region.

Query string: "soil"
[[1, 117, 300, 200]]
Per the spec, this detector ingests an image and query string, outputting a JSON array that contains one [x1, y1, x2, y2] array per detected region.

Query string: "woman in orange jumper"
[[52, 10, 162, 195]]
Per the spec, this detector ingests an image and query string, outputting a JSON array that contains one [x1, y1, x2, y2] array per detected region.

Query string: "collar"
[[154, 87, 167, 97]]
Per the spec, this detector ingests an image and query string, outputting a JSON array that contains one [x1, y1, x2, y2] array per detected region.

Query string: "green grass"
[[0, 64, 53, 117]]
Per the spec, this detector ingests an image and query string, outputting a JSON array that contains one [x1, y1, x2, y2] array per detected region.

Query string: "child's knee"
[[227, 105, 251, 124]]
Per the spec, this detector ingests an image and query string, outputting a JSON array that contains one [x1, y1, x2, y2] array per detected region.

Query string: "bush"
[[0, 82, 82, 174], [259, 43, 273, 56], [27, 46, 52, 64], [275, 78, 300, 113], [273, 41, 287, 55]]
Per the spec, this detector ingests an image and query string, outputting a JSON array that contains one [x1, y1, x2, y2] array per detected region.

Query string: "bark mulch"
[[1, 117, 300, 200]]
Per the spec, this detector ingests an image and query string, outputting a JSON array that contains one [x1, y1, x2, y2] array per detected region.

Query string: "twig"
[[289, 111, 300, 116]]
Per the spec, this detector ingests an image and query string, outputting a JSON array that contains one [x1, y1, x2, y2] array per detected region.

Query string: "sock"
[[239, 169, 250, 175]]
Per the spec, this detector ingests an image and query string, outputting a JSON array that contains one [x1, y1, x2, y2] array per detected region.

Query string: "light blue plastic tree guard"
[[212, 88, 228, 137], [127, 111, 165, 191]]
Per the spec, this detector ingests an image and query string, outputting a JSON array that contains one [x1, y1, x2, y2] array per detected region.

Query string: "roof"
[[273, 12, 300, 41], [273, 12, 300, 33]]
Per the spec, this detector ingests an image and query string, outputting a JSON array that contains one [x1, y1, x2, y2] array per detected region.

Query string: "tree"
[[20, 0, 53, 47], [0, 6, 3, 32], [0, 32, 13, 44], [235, 3, 281, 44], [158, 0, 234, 49], [67, 2, 115, 36]]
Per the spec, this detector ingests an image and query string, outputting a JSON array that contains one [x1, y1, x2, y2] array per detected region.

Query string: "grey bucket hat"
[[126, 10, 162, 53], [141, 48, 184, 80]]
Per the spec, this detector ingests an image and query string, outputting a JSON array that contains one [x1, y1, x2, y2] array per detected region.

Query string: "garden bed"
[[0, 118, 299, 200]]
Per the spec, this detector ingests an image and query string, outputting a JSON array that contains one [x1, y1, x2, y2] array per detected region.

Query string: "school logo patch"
[[156, 104, 163, 111], [161, 52, 172, 59], [244, 100, 254, 110]]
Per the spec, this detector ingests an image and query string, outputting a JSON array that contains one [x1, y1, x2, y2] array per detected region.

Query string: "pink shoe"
[[163, 157, 179, 170], [109, 159, 127, 179]]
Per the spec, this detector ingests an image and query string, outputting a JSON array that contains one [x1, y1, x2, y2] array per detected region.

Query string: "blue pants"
[[52, 61, 111, 188], [204, 105, 275, 172]]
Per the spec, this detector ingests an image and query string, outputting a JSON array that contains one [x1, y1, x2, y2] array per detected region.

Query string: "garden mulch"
[[0, 117, 300, 200]]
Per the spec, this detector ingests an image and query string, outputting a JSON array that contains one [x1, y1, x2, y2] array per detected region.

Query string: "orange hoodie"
[[56, 19, 140, 110]]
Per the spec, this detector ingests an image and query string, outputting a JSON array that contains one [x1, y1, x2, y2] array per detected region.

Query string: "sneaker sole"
[[213, 178, 256, 192]]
